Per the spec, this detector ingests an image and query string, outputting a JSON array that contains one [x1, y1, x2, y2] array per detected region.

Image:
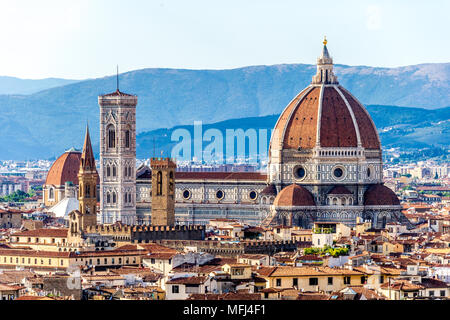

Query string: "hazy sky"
[[0, 0, 448, 79]]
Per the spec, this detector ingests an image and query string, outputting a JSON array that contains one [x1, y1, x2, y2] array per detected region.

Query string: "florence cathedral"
[[42, 39, 410, 229]]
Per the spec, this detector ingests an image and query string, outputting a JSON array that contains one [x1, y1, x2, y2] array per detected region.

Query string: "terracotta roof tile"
[[45, 151, 81, 186], [12, 228, 68, 238], [273, 184, 315, 207], [364, 184, 401, 206]]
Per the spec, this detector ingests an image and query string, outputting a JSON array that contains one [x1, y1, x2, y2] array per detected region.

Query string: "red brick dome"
[[328, 186, 352, 195], [272, 85, 380, 150], [273, 184, 315, 207], [45, 149, 81, 186], [270, 41, 380, 153], [261, 184, 277, 197], [364, 184, 401, 206]]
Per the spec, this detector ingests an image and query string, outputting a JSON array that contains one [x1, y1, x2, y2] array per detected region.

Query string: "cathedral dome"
[[261, 184, 277, 197], [273, 184, 315, 207], [270, 40, 380, 152], [45, 149, 82, 186], [364, 184, 401, 206], [328, 186, 352, 195]]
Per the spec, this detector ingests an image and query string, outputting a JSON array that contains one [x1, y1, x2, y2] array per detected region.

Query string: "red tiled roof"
[[261, 184, 277, 196], [340, 87, 380, 149], [282, 87, 321, 149], [320, 86, 358, 148], [272, 85, 380, 151], [364, 184, 400, 206], [0, 248, 72, 258], [101, 89, 135, 97], [45, 151, 81, 186], [15, 295, 55, 300], [273, 184, 315, 207], [188, 293, 261, 300], [12, 228, 68, 238], [166, 276, 208, 285], [328, 186, 352, 195]]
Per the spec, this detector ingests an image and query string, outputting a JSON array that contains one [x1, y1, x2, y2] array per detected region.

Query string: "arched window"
[[107, 125, 116, 149], [124, 193, 128, 203], [112, 192, 117, 203], [382, 216, 387, 228], [125, 130, 130, 148], [157, 171, 163, 196], [85, 185, 90, 198], [106, 165, 111, 177], [128, 166, 132, 177], [106, 192, 111, 204], [112, 165, 117, 177], [128, 193, 132, 203], [49, 187, 54, 200]]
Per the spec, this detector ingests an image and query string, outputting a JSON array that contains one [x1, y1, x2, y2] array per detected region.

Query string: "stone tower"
[[150, 158, 176, 226], [98, 89, 138, 225], [77, 124, 99, 228], [68, 125, 99, 244]]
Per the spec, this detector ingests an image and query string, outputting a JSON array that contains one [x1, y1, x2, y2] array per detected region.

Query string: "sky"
[[0, 0, 448, 79]]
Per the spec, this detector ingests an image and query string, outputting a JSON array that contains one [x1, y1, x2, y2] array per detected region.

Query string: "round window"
[[333, 168, 344, 178], [249, 191, 258, 201], [216, 190, 224, 200], [294, 166, 306, 179], [182, 190, 191, 200]]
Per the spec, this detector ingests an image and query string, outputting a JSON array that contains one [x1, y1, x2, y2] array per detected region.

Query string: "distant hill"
[[0, 76, 79, 95], [0, 62, 448, 160], [136, 105, 450, 160]]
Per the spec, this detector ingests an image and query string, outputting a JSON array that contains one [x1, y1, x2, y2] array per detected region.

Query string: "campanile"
[[98, 88, 138, 225]]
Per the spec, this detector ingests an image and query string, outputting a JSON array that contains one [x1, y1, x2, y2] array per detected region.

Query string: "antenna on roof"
[[116, 65, 119, 91]]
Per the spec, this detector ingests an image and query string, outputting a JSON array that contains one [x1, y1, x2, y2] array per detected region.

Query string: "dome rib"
[[319, 86, 358, 148], [282, 86, 321, 149], [334, 86, 362, 147], [339, 86, 381, 149], [269, 86, 314, 153]]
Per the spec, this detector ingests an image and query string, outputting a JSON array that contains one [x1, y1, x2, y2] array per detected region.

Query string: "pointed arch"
[[107, 124, 116, 149]]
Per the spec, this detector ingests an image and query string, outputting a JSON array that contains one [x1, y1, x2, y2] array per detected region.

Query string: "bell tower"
[[77, 124, 99, 228], [150, 158, 176, 226], [98, 86, 138, 225]]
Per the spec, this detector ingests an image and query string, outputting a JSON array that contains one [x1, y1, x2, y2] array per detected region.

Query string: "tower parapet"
[[98, 90, 138, 107]]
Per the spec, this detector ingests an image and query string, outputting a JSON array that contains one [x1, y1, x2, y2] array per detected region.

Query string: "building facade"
[[266, 39, 406, 228], [44, 39, 408, 229]]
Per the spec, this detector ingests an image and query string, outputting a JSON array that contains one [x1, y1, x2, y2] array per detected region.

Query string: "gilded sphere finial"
[[323, 36, 327, 46]]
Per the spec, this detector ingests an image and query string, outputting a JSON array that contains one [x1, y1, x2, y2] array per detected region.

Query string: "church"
[[43, 39, 409, 229]]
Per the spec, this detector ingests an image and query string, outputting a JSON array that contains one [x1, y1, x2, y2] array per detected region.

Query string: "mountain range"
[[0, 62, 448, 160], [0, 76, 79, 95], [136, 105, 450, 160]]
